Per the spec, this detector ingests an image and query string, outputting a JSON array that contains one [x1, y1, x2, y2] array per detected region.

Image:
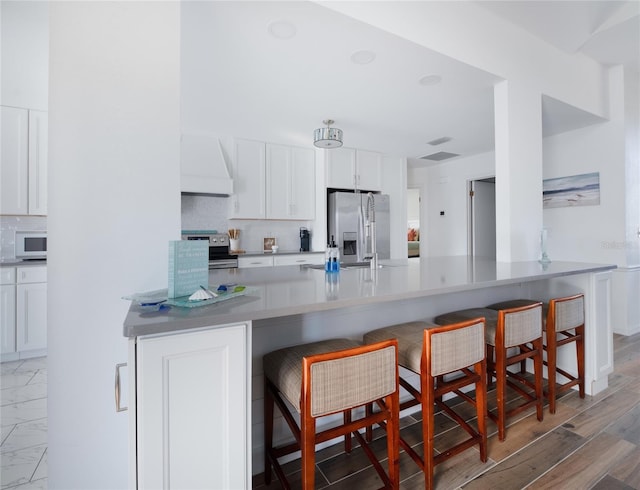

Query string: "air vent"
[[427, 136, 452, 146], [420, 151, 460, 161]]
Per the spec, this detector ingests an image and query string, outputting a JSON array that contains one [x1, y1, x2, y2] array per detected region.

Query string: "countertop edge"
[[123, 261, 617, 338]]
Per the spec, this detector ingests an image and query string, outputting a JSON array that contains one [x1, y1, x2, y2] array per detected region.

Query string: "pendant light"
[[313, 119, 343, 148]]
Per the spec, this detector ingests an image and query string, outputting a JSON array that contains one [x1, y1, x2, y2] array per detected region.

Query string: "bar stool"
[[263, 338, 400, 489], [363, 319, 487, 489], [487, 294, 585, 414], [435, 303, 544, 441]]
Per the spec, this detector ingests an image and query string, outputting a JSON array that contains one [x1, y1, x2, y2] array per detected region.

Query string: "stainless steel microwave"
[[15, 231, 47, 260]]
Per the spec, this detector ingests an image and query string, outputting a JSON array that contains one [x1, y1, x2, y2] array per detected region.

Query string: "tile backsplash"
[[0, 216, 48, 261], [181, 194, 318, 252]]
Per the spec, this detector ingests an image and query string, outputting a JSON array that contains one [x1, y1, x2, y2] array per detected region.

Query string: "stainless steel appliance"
[[181, 231, 238, 269], [15, 231, 47, 260], [328, 191, 390, 264], [299, 227, 310, 252]]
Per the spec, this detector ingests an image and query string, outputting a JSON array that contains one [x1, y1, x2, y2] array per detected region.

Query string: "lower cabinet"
[[0, 281, 16, 355], [0, 265, 47, 360], [238, 253, 324, 268], [237, 255, 274, 268], [132, 323, 250, 489], [273, 253, 324, 266]]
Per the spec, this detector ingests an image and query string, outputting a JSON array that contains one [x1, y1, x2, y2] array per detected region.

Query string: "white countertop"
[[0, 260, 47, 268], [123, 257, 616, 338]]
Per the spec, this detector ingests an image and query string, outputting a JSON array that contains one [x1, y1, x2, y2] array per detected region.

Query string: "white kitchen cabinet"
[[1, 269, 17, 356], [1, 106, 29, 215], [325, 147, 382, 191], [239, 253, 324, 268], [28, 110, 48, 215], [231, 139, 315, 220], [132, 323, 249, 490], [238, 255, 274, 268], [1, 265, 47, 360], [0, 106, 48, 216], [356, 149, 383, 191], [229, 138, 266, 219], [16, 266, 47, 353], [273, 253, 324, 266], [266, 144, 315, 220]]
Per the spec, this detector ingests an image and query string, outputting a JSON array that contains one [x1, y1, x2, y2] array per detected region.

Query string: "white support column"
[[494, 80, 544, 262]]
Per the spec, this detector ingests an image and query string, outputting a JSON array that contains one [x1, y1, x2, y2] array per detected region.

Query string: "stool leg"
[[344, 410, 352, 453], [496, 344, 507, 441], [576, 325, 586, 399], [300, 412, 316, 489], [486, 345, 495, 389], [546, 331, 558, 414], [476, 358, 488, 462], [533, 338, 544, 421], [263, 378, 274, 485], [423, 370, 436, 489], [385, 392, 400, 489]]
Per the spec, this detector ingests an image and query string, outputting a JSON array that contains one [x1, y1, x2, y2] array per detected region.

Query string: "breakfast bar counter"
[[123, 257, 615, 489], [123, 257, 614, 338]]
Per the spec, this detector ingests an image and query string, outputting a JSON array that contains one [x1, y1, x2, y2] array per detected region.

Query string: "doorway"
[[407, 188, 421, 258], [469, 178, 496, 259]]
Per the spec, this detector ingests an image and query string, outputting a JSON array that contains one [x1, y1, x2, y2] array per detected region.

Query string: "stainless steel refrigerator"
[[328, 191, 390, 264]]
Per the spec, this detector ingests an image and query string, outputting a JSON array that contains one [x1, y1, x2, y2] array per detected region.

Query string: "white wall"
[[543, 67, 627, 265], [47, 3, 181, 488], [408, 152, 494, 257], [542, 65, 638, 335]]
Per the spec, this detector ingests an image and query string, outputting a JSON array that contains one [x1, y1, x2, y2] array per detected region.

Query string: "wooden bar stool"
[[435, 303, 544, 441], [363, 319, 487, 489], [263, 338, 400, 489], [486, 294, 585, 413]]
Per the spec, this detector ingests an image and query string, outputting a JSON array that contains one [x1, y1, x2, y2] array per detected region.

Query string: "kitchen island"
[[123, 257, 615, 489]]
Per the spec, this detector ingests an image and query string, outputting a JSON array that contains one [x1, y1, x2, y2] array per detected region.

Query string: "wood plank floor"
[[254, 332, 640, 489]]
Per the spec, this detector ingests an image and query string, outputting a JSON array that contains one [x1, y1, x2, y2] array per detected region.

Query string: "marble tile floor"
[[0, 357, 47, 490]]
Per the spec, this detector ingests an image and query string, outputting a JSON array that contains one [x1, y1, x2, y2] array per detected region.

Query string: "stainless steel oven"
[[181, 231, 238, 269]]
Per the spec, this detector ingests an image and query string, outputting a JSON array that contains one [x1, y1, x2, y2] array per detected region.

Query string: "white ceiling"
[[181, 1, 639, 167]]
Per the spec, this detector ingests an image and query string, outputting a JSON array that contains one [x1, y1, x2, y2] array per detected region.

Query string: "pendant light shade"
[[314, 119, 343, 148]]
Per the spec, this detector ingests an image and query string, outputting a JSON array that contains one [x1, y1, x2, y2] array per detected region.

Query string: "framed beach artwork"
[[543, 172, 600, 209]]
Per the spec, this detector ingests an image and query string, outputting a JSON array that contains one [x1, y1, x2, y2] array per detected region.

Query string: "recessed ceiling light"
[[267, 21, 296, 40], [419, 75, 442, 86], [350, 50, 376, 65]]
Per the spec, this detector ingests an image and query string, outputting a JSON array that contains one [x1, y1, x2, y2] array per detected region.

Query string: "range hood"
[[181, 133, 233, 196]]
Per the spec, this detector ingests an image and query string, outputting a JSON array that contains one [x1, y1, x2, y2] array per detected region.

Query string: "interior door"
[[470, 179, 496, 259]]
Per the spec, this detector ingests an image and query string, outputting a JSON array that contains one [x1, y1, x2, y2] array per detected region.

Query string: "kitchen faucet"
[[365, 192, 378, 270]]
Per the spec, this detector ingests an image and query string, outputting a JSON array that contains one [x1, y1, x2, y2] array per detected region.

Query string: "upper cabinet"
[[266, 144, 315, 220], [230, 139, 315, 220], [230, 139, 266, 219], [325, 147, 382, 191], [28, 110, 48, 215], [1, 106, 47, 215]]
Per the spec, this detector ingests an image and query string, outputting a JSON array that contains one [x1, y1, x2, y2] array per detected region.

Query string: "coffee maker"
[[299, 227, 310, 252]]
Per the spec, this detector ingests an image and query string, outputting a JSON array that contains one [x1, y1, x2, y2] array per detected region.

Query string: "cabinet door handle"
[[115, 362, 128, 412]]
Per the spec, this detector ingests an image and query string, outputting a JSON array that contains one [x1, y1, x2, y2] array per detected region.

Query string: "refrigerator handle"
[[115, 362, 128, 412]]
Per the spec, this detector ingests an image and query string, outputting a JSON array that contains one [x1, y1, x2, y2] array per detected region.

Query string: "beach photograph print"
[[543, 172, 600, 209]]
